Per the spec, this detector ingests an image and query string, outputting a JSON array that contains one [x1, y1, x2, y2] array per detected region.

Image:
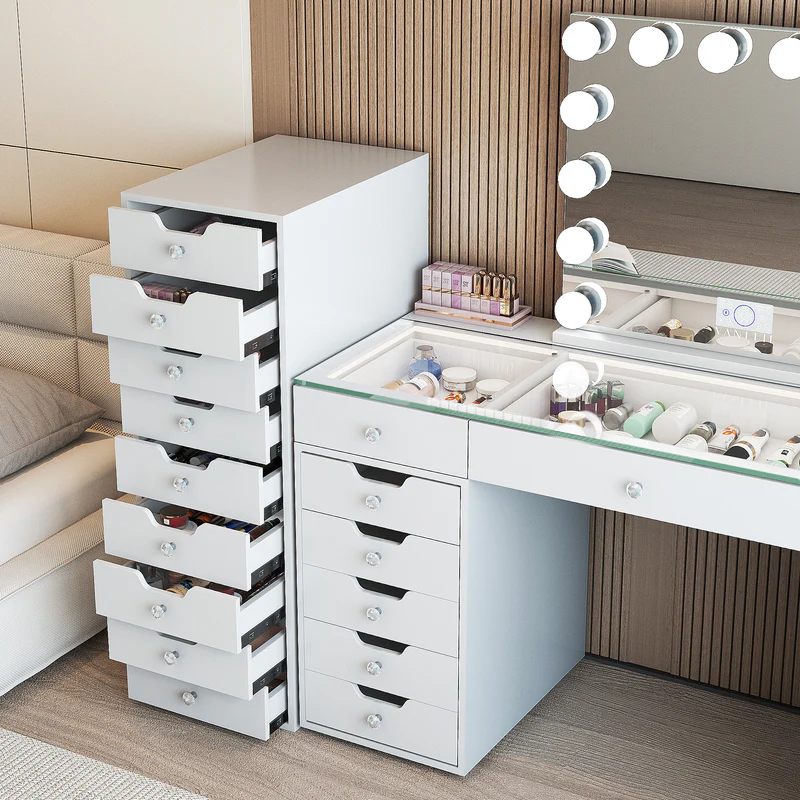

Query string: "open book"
[[589, 242, 639, 276]]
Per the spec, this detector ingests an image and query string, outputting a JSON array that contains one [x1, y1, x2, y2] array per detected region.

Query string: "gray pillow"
[[0, 366, 103, 479]]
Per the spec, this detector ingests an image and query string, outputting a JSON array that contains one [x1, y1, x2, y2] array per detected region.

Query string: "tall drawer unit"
[[90, 135, 430, 739]]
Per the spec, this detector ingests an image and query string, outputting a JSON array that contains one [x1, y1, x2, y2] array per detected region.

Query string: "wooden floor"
[[0, 633, 797, 800]]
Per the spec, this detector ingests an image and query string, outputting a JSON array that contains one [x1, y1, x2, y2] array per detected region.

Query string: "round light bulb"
[[555, 292, 594, 330], [770, 35, 800, 80], [559, 85, 614, 130], [558, 152, 611, 199], [698, 28, 752, 74], [562, 17, 616, 62], [553, 361, 591, 399], [556, 217, 610, 265], [629, 22, 683, 68]]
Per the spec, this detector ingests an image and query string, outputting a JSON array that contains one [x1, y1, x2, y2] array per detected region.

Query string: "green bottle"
[[623, 401, 666, 438]]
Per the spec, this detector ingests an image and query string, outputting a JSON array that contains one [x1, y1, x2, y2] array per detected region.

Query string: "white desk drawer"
[[109, 338, 279, 414], [94, 561, 285, 654], [305, 670, 457, 765], [91, 274, 277, 361], [103, 498, 283, 591], [128, 666, 287, 741], [108, 619, 286, 700], [299, 453, 461, 546], [115, 437, 282, 525], [295, 386, 468, 477], [109, 207, 277, 292], [120, 385, 281, 465], [303, 565, 459, 657], [302, 511, 459, 602], [469, 421, 800, 551], [304, 619, 458, 712]]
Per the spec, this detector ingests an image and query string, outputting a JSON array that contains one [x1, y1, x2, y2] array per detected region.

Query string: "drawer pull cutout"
[[355, 522, 408, 544], [354, 463, 409, 487], [357, 578, 407, 599], [182, 690, 197, 706], [358, 685, 408, 707], [356, 632, 408, 653]]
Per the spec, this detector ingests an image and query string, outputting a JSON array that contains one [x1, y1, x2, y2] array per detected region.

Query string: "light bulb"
[[554, 282, 608, 330], [698, 27, 752, 74], [770, 35, 800, 80], [558, 152, 611, 199], [552, 361, 591, 398], [629, 22, 683, 67], [559, 84, 614, 130], [556, 217, 610, 266], [562, 16, 617, 61]]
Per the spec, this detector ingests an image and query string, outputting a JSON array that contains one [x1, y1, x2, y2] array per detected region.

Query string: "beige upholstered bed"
[[0, 224, 126, 695]]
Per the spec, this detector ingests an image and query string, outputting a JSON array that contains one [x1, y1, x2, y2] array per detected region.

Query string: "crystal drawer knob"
[[366, 660, 383, 676], [365, 551, 382, 567], [626, 481, 643, 500], [173, 477, 189, 493], [167, 365, 183, 381], [150, 313, 166, 329], [163, 650, 180, 666], [178, 416, 195, 433], [366, 606, 382, 622], [365, 494, 381, 510], [160, 541, 176, 557], [151, 603, 167, 619], [169, 244, 185, 260], [182, 690, 197, 706], [366, 713, 382, 729], [365, 427, 382, 443]]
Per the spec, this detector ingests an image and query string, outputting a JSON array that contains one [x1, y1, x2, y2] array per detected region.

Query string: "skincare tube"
[[623, 401, 666, 438], [725, 428, 770, 460], [766, 434, 800, 467]]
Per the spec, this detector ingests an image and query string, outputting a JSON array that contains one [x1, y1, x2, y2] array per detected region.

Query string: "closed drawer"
[[303, 565, 459, 657], [109, 207, 277, 292], [94, 560, 285, 654], [115, 437, 282, 525], [304, 619, 458, 711], [295, 386, 468, 477], [108, 619, 286, 700], [302, 510, 459, 602], [120, 385, 281, 465], [469, 421, 800, 551], [103, 498, 283, 591], [127, 666, 287, 741], [305, 670, 457, 765], [91, 274, 277, 361], [299, 453, 461, 546], [109, 338, 279, 414]]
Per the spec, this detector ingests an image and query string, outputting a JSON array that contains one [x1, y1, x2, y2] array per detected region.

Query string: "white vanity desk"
[[292, 315, 800, 775]]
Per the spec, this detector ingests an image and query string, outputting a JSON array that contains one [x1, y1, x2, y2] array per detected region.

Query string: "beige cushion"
[[77, 338, 121, 421], [0, 322, 78, 394]]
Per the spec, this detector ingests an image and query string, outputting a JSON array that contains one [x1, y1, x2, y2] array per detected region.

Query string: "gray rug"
[[0, 728, 206, 800]]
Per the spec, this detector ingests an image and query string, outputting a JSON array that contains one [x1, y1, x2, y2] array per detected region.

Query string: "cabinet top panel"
[[121, 136, 426, 221]]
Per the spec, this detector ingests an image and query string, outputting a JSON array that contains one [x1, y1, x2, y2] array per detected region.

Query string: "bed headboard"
[[0, 224, 121, 431]]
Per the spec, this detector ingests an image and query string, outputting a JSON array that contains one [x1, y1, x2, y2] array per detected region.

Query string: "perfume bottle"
[[408, 344, 442, 379]]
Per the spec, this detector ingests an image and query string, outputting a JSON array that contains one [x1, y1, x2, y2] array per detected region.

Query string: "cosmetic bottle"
[[557, 410, 586, 427], [581, 386, 599, 414], [623, 401, 666, 438], [500, 277, 514, 317], [442, 366, 477, 393], [755, 341, 774, 355], [602, 403, 634, 431], [629, 325, 654, 335], [670, 328, 695, 341], [490, 275, 502, 316], [396, 372, 440, 398], [606, 380, 625, 409], [471, 272, 483, 313], [382, 378, 405, 390], [725, 428, 770, 460], [472, 379, 510, 405], [693, 326, 716, 344], [444, 391, 467, 404], [408, 344, 442, 379], [657, 319, 682, 336], [480, 273, 492, 315], [675, 421, 717, 452], [594, 382, 609, 415], [708, 425, 741, 454], [766, 434, 800, 467], [651, 402, 698, 445]]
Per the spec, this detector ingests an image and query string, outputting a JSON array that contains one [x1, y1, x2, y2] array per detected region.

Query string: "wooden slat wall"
[[251, 0, 800, 706]]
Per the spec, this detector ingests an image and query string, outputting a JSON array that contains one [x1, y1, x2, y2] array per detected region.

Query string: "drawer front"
[[305, 670, 457, 765], [120, 385, 281, 465], [299, 453, 461, 546], [109, 207, 277, 292], [91, 274, 277, 361], [127, 666, 287, 740], [115, 437, 282, 525], [295, 386, 468, 478], [469, 421, 800, 551], [108, 620, 286, 700], [303, 565, 459, 657], [304, 619, 458, 711], [103, 498, 284, 591], [94, 560, 285, 654], [108, 338, 279, 414], [302, 511, 459, 602]]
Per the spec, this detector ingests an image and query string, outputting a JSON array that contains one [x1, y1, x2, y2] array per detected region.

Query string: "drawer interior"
[[563, 274, 658, 327]]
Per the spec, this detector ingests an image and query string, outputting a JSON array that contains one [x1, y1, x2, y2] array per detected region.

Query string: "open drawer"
[[94, 560, 285, 653], [103, 498, 284, 591], [109, 206, 278, 292], [90, 274, 277, 361], [127, 666, 287, 740], [119, 385, 281, 465], [108, 619, 286, 700], [115, 437, 282, 525], [108, 338, 279, 414]]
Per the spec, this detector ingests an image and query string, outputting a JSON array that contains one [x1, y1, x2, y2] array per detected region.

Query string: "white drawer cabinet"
[[120, 385, 281, 465], [103, 499, 283, 591], [108, 620, 286, 700], [128, 666, 288, 741], [304, 670, 458, 765], [302, 510, 459, 602], [109, 207, 278, 291]]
